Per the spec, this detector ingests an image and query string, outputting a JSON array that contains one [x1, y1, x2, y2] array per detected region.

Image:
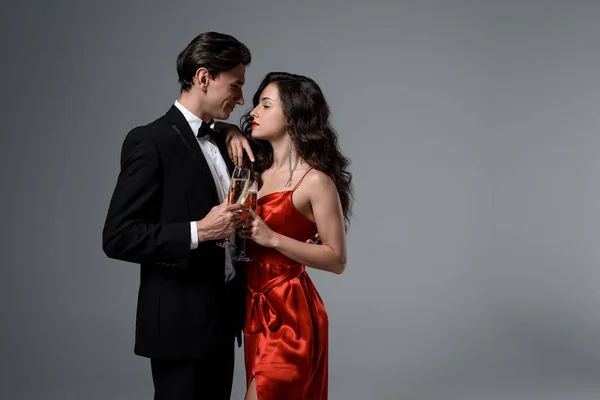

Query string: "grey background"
[[2, 0, 600, 399]]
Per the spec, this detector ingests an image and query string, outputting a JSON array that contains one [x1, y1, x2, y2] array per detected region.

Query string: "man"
[[103, 32, 251, 400]]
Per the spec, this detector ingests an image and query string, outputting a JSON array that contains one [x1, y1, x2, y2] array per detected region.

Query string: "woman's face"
[[249, 83, 288, 141]]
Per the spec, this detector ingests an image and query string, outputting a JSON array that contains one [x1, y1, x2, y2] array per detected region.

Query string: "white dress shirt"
[[174, 101, 236, 282]]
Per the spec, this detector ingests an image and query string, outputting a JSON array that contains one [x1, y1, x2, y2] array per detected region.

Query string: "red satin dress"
[[245, 168, 329, 399]]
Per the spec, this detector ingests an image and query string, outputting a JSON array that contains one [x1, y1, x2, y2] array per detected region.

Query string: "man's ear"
[[194, 67, 210, 92]]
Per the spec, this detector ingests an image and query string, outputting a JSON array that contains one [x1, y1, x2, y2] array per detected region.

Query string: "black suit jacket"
[[103, 105, 246, 359]]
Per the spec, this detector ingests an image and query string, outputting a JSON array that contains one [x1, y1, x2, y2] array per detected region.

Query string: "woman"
[[236, 72, 353, 400]]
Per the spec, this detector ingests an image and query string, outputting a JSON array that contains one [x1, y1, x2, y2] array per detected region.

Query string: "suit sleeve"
[[102, 127, 190, 267]]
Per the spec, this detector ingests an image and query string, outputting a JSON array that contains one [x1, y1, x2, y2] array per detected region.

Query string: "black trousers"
[[150, 337, 235, 400]]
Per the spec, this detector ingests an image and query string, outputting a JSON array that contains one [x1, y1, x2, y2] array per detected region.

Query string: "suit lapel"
[[166, 105, 219, 201]]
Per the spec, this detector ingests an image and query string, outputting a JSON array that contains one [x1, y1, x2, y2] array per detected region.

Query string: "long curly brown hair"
[[240, 72, 353, 226]]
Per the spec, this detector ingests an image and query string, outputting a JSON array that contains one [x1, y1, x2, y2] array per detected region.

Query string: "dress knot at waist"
[[245, 266, 305, 334]]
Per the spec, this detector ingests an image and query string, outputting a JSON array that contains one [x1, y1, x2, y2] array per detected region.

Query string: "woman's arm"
[[242, 172, 347, 274]]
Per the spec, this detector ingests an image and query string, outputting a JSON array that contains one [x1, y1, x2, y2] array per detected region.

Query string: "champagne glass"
[[217, 167, 251, 248], [233, 181, 258, 262]]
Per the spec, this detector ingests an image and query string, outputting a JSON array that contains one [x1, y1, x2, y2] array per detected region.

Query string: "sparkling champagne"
[[218, 167, 251, 249], [240, 190, 257, 222], [228, 178, 249, 205], [243, 190, 257, 210]]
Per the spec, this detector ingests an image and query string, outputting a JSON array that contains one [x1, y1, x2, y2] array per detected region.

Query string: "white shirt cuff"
[[190, 221, 198, 249]]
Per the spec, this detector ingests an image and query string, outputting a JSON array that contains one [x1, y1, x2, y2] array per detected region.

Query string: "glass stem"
[[239, 236, 247, 255]]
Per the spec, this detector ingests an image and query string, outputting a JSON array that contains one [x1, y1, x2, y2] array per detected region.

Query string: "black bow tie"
[[197, 122, 215, 139]]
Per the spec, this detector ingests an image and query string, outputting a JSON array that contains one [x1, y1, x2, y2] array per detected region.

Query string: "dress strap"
[[292, 168, 314, 192]]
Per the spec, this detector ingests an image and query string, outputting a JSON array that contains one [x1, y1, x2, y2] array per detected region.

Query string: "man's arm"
[[214, 122, 255, 167], [102, 127, 190, 267]]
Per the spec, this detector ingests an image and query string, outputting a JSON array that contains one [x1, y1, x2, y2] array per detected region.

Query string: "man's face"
[[205, 63, 246, 120]]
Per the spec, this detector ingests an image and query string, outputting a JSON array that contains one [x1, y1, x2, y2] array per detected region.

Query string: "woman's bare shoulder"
[[304, 168, 336, 193]]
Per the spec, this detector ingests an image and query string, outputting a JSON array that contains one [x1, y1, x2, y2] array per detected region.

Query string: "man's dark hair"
[[176, 32, 251, 92]]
